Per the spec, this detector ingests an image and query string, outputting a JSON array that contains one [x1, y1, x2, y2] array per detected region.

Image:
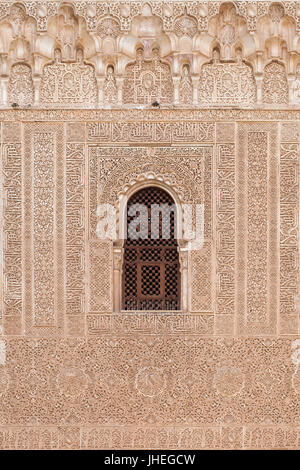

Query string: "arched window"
[[122, 187, 180, 311]]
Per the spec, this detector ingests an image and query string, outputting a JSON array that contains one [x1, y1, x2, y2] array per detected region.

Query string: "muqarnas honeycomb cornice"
[[0, 1, 300, 108]]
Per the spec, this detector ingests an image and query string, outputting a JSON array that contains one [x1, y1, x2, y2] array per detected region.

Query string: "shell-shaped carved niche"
[[97, 16, 121, 39], [174, 13, 198, 39], [269, 2, 285, 23], [173, 11, 198, 53], [96, 16, 121, 54]]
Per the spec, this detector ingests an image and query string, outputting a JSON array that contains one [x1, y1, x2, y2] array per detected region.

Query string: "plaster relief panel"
[[199, 50, 256, 107], [123, 47, 173, 105], [0, 0, 299, 452], [40, 49, 97, 106]]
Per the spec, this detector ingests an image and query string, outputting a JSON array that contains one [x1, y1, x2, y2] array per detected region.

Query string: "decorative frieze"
[[87, 121, 215, 143], [0, 2, 299, 108], [87, 313, 214, 336], [0, 337, 297, 448]]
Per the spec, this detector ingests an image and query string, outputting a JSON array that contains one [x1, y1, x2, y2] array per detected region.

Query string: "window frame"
[[112, 181, 189, 314]]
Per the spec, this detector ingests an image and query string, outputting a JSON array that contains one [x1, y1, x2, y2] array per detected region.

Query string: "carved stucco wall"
[[2, 0, 300, 108], [0, 0, 299, 450]]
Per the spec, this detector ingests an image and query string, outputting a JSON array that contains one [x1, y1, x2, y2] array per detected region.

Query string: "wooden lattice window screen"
[[122, 187, 180, 311]]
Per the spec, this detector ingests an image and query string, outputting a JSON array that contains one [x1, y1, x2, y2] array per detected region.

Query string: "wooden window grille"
[[122, 187, 180, 311]]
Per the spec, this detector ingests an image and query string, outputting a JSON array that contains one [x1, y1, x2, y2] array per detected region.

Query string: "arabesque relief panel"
[[0, 0, 299, 451], [0, 337, 299, 449], [0, 110, 298, 450]]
